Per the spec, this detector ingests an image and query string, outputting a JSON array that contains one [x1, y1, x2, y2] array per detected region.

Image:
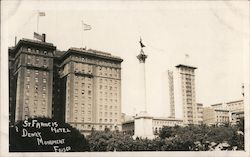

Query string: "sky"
[[2, 0, 249, 117]]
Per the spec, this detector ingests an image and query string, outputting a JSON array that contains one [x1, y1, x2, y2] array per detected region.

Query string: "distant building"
[[211, 103, 224, 110], [208, 100, 244, 125], [9, 38, 123, 135], [203, 107, 230, 125], [226, 100, 244, 125], [226, 100, 244, 112], [121, 113, 134, 123], [166, 64, 198, 125], [122, 117, 183, 135], [197, 103, 203, 125]]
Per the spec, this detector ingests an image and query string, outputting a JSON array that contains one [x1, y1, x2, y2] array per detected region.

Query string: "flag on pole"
[[82, 22, 92, 31], [34, 32, 43, 41], [185, 53, 190, 59], [38, 11, 46, 16]]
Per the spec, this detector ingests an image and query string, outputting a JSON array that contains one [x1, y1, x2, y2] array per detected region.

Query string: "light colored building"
[[203, 107, 230, 125], [167, 70, 175, 118], [226, 100, 244, 112], [166, 64, 198, 125], [10, 39, 56, 121], [58, 48, 123, 134], [209, 100, 244, 125], [121, 113, 134, 123], [211, 103, 224, 110], [226, 100, 244, 125], [197, 103, 203, 125], [122, 117, 183, 135]]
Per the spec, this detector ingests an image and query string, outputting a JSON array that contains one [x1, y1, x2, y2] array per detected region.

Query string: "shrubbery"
[[87, 120, 244, 151], [10, 117, 244, 151]]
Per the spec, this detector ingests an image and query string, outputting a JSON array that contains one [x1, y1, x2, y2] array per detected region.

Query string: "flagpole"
[[37, 11, 39, 33], [81, 20, 84, 48]]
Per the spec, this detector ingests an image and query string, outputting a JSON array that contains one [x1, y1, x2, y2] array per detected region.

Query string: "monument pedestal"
[[133, 111, 154, 139]]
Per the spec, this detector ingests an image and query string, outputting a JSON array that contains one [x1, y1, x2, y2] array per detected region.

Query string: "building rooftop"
[[175, 64, 197, 69], [214, 109, 229, 112], [153, 117, 183, 121], [9, 38, 56, 55], [60, 47, 123, 62], [211, 103, 223, 107], [226, 99, 244, 104], [197, 103, 203, 106]]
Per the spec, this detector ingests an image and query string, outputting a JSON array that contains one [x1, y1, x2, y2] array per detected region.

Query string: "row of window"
[[99, 111, 118, 116], [26, 76, 47, 83], [27, 47, 48, 55], [26, 69, 48, 76], [27, 55, 49, 66], [73, 56, 120, 69], [99, 118, 118, 123]]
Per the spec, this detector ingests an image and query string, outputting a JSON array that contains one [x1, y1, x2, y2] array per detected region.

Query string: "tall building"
[[9, 39, 56, 121], [167, 70, 175, 118], [166, 64, 198, 125], [9, 38, 123, 134], [196, 103, 203, 125], [56, 48, 123, 133]]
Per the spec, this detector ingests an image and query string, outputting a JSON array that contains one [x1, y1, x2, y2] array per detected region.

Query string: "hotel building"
[[9, 38, 123, 134], [9, 39, 56, 122]]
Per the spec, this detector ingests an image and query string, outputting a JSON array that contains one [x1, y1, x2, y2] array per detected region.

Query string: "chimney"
[[42, 34, 46, 42]]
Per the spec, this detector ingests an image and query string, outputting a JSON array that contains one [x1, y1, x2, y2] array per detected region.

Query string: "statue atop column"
[[137, 37, 147, 63]]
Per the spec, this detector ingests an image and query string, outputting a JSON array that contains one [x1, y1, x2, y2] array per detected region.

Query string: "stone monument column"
[[134, 39, 154, 139]]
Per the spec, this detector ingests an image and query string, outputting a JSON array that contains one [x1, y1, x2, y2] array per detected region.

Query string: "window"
[[43, 78, 46, 83], [44, 51, 47, 55], [35, 77, 38, 82], [28, 48, 31, 52], [36, 49, 40, 53], [35, 70, 39, 75], [26, 77, 30, 82], [35, 58, 39, 63]]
